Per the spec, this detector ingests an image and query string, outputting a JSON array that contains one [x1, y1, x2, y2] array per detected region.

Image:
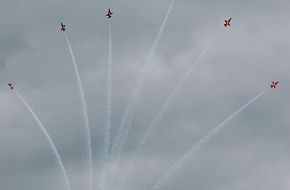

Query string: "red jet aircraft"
[[8, 82, 14, 90], [61, 22, 66, 32], [106, 8, 113, 18], [271, 81, 279, 88], [224, 18, 232, 27]]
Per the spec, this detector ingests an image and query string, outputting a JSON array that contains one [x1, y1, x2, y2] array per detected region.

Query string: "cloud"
[[0, 55, 6, 71], [0, 0, 289, 190]]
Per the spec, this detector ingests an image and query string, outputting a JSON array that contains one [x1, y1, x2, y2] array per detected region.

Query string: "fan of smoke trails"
[[107, 0, 176, 188]]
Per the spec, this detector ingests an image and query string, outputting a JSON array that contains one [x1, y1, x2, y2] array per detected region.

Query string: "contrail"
[[115, 40, 214, 190], [150, 91, 265, 190], [14, 90, 71, 190], [108, 0, 175, 183], [64, 33, 93, 190], [106, 20, 113, 164], [97, 21, 113, 190]]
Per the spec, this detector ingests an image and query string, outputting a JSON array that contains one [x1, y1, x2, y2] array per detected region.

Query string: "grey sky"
[[0, 0, 289, 190]]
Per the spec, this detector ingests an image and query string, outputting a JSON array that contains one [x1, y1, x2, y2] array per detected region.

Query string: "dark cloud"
[[0, 0, 289, 190]]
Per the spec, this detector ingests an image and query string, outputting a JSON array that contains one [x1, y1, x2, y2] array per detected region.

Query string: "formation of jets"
[[8, 81, 279, 90], [224, 18, 232, 27], [60, 8, 113, 31], [271, 81, 279, 89], [10, 15, 280, 92], [106, 8, 113, 18]]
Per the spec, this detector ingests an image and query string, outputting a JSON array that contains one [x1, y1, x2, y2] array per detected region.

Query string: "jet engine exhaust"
[[15, 90, 71, 190], [98, 21, 113, 190], [150, 91, 265, 190], [64, 33, 93, 190], [115, 41, 213, 190], [108, 0, 176, 186]]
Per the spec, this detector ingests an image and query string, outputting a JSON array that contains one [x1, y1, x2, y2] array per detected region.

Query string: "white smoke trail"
[[14, 90, 71, 190], [106, 20, 113, 164], [108, 0, 175, 183], [64, 33, 93, 190], [150, 91, 265, 190], [115, 40, 214, 190], [97, 21, 113, 190]]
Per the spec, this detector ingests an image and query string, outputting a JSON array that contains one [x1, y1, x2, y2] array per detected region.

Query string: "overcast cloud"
[[0, 0, 290, 190]]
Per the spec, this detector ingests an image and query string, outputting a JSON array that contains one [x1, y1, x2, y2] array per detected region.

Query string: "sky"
[[0, 0, 290, 190]]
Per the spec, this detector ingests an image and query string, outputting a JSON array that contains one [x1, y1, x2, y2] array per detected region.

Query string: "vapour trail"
[[108, 0, 175, 183], [15, 90, 71, 190], [97, 21, 113, 190], [106, 20, 113, 164], [150, 91, 265, 190], [64, 33, 93, 190], [115, 40, 214, 190]]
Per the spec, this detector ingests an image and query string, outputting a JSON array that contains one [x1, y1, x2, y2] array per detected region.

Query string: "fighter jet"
[[271, 81, 279, 88], [8, 82, 14, 90], [61, 22, 66, 32], [224, 18, 232, 27], [106, 8, 113, 18]]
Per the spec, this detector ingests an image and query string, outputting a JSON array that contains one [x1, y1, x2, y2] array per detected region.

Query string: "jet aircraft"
[[271, 81, 279, 88], [224, 18, 232, 27], [61, 22, 66, 32], [8, 82, 14, 90], [106, 8, 113, 18]]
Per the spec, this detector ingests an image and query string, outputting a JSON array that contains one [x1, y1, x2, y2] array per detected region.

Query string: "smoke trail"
[[150, 91, 265, 190], [106, 20, 113, 164], [97, 21, 113, 190], [64, 33, 93, 190], [108, 0, 175, 182], [137, 39, 212, 154], [14, 90, 71, 190], [115, 40, 214, 190]]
